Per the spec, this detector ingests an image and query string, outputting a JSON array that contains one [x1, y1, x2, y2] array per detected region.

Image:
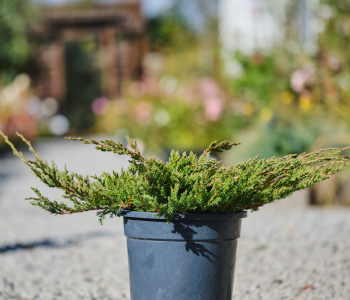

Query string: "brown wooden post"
[[99, 27, 119, 98], [35, 41, 65, 101]]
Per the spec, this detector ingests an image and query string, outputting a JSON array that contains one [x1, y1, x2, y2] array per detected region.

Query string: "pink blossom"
[[92, 97, 109, 115], [291, 69, 313, 93], [205, 97, 224, 121], [198, 78, 221, 98]]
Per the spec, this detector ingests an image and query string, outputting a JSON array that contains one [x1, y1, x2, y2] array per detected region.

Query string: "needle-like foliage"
[[1, 132, 350, 223]]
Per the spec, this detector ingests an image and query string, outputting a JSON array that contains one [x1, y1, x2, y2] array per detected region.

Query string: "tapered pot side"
[[121, 210, 247, 300]]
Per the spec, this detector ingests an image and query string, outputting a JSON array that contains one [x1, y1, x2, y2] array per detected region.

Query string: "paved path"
[[0, 137, 349, 300]]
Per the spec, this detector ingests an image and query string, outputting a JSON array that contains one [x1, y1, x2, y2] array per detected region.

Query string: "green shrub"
[[1, 132, 350, 223]]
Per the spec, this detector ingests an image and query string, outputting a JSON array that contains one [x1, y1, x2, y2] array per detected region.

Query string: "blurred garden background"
[[1, 1, 350, 299], [1, 0, 350, 206]]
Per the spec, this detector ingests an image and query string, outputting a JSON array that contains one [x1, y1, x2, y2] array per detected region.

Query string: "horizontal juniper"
[[1, 132, 350, 223]]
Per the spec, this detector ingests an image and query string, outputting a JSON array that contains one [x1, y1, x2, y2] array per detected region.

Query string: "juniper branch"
[[1, 131, 350, 223], [65, 136, 146, 162], [200, 140, 240, 158]]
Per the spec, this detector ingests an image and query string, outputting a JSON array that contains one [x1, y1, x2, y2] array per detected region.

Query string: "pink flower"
[[291, 69, 313, 93], [205, 97, 224, 121], [198, 78, 220, 98], [92, 97, 109, 115]]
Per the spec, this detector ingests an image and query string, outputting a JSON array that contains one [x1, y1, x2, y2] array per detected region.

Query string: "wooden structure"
[[30, 1, 147, 101]]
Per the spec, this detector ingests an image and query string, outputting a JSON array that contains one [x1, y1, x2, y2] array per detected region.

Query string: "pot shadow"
[[0, 173, 11, 185], [0, 238, 69, 254], [0, 231, 117, 254], [171, 222, 216, 263]]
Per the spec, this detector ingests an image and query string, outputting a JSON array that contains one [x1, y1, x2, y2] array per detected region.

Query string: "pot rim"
[[120, 210, 247, 220]]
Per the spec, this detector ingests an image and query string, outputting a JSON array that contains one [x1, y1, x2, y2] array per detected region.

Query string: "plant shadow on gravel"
[[0, 231, 118, 254]]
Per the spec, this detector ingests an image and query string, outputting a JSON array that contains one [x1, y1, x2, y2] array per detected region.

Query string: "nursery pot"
[[121, 210, 247, 300]]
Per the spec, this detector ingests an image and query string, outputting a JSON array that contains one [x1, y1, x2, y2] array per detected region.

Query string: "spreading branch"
[[1, 131, 350, 223], [200, 140, 241, 159], [65, 136, 146, 162]]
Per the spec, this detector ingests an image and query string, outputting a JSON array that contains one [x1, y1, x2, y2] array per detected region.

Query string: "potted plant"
[[1, 132, 350, 300]]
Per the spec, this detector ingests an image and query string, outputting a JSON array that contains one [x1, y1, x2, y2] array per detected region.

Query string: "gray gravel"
[[0, 138, 349, 300]]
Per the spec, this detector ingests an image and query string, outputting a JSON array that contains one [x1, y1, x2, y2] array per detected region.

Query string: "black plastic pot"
[[121, 210, 247, 300]]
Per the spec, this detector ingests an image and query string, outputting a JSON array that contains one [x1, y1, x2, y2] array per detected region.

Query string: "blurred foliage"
[[221, 0, 350, 206], [0, 74, 38, 147], [0, 0, 37, 84], [63, 0, 99, 10], [2, 0, 350, 162], [95, 3, 232, 156], [95, 74, 248, 157], [148, 12, 196, 52], [230, 52, 290, 106], [224, 0, 350, 158], [317, 1, 350, 124], [147, 0, 218, 52]]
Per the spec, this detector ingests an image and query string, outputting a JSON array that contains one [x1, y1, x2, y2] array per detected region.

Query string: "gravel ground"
[[0, 137, 349, 300]]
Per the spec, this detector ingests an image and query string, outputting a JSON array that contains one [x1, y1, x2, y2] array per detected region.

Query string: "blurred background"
[[1, 1, 350, 299], [1, 0, 350, 206]]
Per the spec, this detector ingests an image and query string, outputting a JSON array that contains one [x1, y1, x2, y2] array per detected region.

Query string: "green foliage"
[[97, 90, 243, 154], [0, 0, 37, 83], [2, 131, 350, 224], [230, 53, 290, 106], [148, 7, 196, 51], [249, 117, 320, 159]]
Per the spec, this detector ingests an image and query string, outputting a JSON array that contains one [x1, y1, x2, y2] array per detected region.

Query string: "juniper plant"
[[1, 132, 350, 223]]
